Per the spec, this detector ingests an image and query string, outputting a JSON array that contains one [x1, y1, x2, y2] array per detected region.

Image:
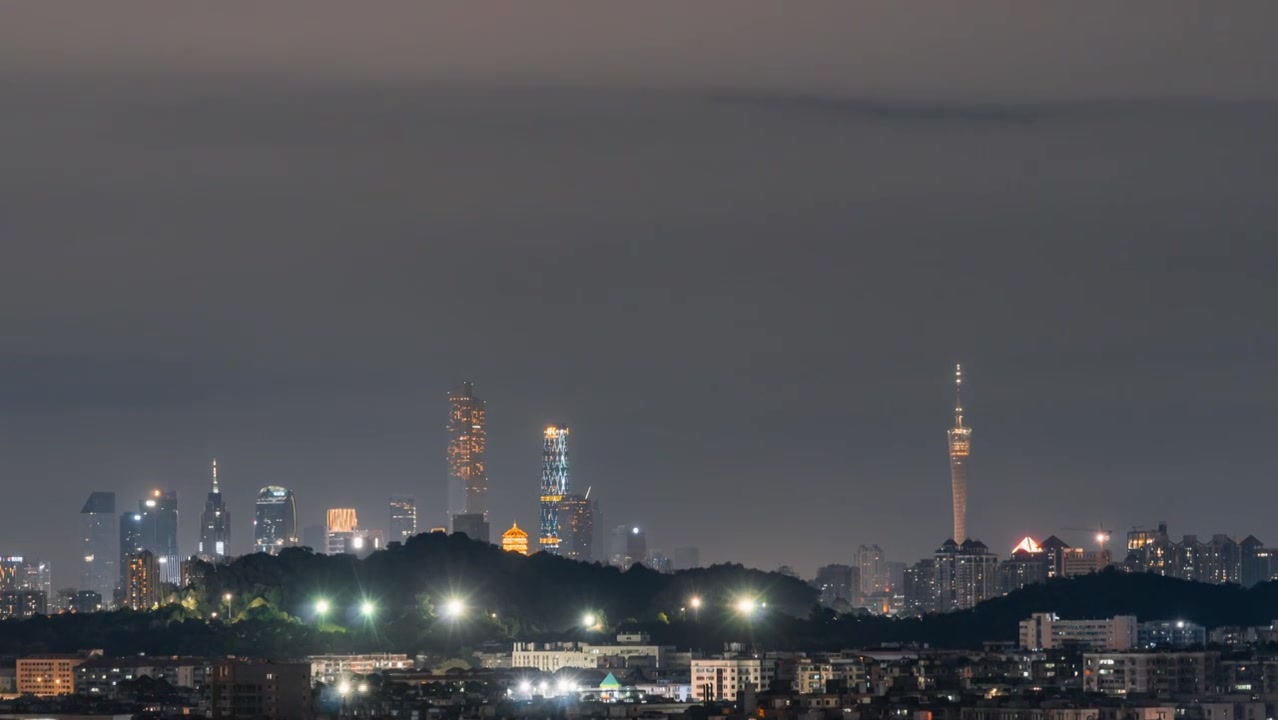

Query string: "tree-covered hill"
[[4, 538, 1278, 657]]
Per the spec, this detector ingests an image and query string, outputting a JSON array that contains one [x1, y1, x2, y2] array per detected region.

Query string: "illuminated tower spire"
[[199, 458, 230, 561], [947, 364, 972, 542]]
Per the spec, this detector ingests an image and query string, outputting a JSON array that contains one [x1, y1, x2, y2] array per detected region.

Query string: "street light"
[[337, 680, 352, 696], [360, 600, 376, 618], [442, 597, 465, 619], [582, 612, 598, 630], [735, 597, 759, 617], [314, 599, 331, 618], [690, 596, 702, 622]]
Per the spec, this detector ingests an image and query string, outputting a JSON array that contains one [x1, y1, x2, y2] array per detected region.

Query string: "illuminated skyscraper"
[[559, 490, 596, 562], [138, 490, 180, 584], [325, 508, 358, 554], [389, 495, 417, 541], [947, 364, 972, 542], [198, 459, 231, 561], [254, 486, 297, 554], [447, 382, 487, 517], [124, 550, 161, 610], [539, 425, 570, 554], [79, 491, 116, 601]]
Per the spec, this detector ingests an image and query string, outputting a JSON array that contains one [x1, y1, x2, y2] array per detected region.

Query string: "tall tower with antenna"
[[199, 459, 230, 561], [947, 365, 972, 542]]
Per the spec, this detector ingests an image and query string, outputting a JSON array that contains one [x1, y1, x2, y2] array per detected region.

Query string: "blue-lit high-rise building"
[[80, 491, 117, 601], [254, 486, 298, 554], [539, 424, 570, 554], [198, 460, 230, 561]]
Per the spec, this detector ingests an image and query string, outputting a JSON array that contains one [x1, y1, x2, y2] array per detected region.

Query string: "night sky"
[[3, 3, 1277, 584]]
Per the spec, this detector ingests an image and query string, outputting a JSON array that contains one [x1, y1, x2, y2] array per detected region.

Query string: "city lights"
[[314, 599, 331, 617], [582, 612, 598, 629], [735, 597, 759, 615], [556, 678, 574, 694], [690, 596, 702, 609], [360, 600, 376, 618], [337, 680, 351, 696]]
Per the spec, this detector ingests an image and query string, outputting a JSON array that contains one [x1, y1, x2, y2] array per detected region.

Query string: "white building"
[[691, 657, 777, 702], [512, 638, 668, 672], [1083, 652, 1219, 695], [307, 653, 413, 683], [1019, 613, 1137, 651]]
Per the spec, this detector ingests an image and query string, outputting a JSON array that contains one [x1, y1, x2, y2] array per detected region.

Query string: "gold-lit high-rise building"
[[502, 523, 529, 555], [125, 550, 161, 610], [947, 364, 972, 542], [448, 382, 488, 517]]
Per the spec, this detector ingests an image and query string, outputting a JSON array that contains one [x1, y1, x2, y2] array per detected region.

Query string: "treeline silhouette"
[[3, 536, 1277, 657]]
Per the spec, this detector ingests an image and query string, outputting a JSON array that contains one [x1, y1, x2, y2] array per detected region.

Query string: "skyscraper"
[[855, 544, 887, 599], [198, 460, 231, 561], [79, 491, 116, 601], [947, 364, 972, 542], [137, 491, 180, 585], [559, 490, 596, 562], [609, 525, 647, 568], [124, 550, 161, 610], [119, 511, 145, 592], [389, 495, 417, 541], [452, 513, 491, 543], [539, 424, 570, 554], [325, 508, 359, 554], [254, 486, 298, 554], [447, 382, 487, 518]]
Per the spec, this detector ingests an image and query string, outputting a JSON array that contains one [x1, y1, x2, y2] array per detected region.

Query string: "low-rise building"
[[691, 656, 777, 702], [513, 635, 669, 672], [1082, 651, 1219, 695], [75, 656, 213, 696], [1137, 620, 1206, 649], [16, 653, 93, 696], [306, 653, 412, 684], [1019, 613, 1137, 651], [209, 660, 312, 720]]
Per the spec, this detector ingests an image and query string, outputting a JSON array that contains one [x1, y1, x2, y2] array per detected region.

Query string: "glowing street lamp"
[[360, 600, 377, 618], [582, 612, 598, 630], [735, 597, 759, 617], [441, 597, 465, 620], [690, 595, 702, 622], [337, 680, 352, 696], [314, 599, 331, 618]]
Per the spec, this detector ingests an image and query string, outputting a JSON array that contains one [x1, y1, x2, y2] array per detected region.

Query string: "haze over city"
[[3, 2, 1278, 585]]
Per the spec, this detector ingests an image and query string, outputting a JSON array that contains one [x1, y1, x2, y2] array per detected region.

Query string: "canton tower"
[[947, 364, 972, 542]]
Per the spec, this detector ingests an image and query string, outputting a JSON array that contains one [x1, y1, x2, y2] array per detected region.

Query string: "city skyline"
[[3, 3, 1278, 585]]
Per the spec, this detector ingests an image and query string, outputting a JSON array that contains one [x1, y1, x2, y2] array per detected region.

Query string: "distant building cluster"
[[2, 380, 708, 617], [7, 616, 1278, 720]]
